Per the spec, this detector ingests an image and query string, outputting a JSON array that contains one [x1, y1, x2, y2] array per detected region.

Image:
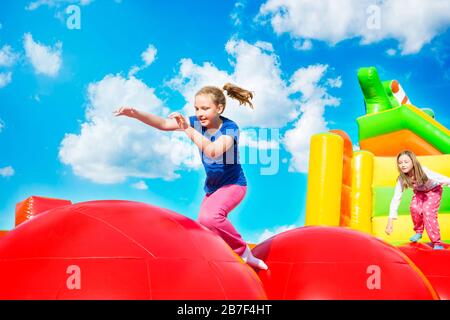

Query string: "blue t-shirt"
[[189, 115, 247, 194]]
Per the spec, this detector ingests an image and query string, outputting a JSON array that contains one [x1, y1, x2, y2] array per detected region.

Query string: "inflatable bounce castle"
[[306, 67, 450, 244], [0, 67, 448, 300]]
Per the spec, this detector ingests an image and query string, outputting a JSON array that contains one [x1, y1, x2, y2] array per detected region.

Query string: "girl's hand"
[[168, 112, 189, 130], [385, 220, 393, 235], [113, 107, 138, 118]]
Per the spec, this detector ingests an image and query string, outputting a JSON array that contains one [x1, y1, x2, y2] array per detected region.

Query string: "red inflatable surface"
[[252, 226, 438, 300], [0, 200, 267, 300], [398, 243, 450, 300]]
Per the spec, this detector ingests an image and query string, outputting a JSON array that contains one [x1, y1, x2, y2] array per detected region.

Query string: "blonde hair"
[[195, 83, 254, 113], [397, 150, 428, 190]]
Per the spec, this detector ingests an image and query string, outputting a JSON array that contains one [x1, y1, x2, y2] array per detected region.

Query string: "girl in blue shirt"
[[114, 83, 268, 270]]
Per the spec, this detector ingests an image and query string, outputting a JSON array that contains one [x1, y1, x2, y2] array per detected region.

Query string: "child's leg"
[[410, 192, 424, 235], [198, 185, 248, 256], [422, 186, 443, 246]]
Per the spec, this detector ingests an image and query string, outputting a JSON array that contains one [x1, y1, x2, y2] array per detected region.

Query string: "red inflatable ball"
[[0, 200, 267, 300], [398, 242, 450, 300], [252, 226, 438, 300]]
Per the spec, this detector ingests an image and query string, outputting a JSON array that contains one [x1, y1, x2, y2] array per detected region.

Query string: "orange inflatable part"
[[360, 129, 441, 156], [15, 196, 72, 227]]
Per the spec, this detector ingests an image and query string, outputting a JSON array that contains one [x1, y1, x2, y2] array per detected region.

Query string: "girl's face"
[[194, 94, 223, 128], [398, 154, 414, 174]]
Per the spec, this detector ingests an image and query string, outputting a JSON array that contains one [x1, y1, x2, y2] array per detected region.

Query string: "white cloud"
[[0, 72, 12, 88], [288, 64, 328, 99], [231, 1, 246, 26], [169, 39, 299, 128], [258, 0, 450, 55], [386, 48, 397, 56], [0, 45, 18, 68], [127, 66, 140, 77], [128, 44, 157, 77], [23, 33, 62, 77], [59, 74, 201, 184], [132, 180, 148, 190], [293, 39, 312, 51], [283, 64, 341, 173], [26, 0, 93, 10], [0, 45, 17, 88], [0, 119, 4, 132], [141, 44, 157, 66], [0, 166, 15, 177], [327, 76, 342, 88], [256, 224, 298, 243]]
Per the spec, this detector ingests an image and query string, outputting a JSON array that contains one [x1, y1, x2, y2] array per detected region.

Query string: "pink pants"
[[410, 185, 443, 246], [198, 184, 247, 256]]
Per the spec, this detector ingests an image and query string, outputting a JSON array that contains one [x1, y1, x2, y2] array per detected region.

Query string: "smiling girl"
[[114, 83, 268, 269]]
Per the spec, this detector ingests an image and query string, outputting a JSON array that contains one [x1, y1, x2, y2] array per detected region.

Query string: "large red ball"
[[252, 226, 438, 300], [398, 243, 450, 300], [0, 200, 267, 300]]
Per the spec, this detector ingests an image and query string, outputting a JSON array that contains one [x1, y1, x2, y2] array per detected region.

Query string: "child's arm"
[[168, 112, 234, 158], [386, 178, 403, 235], [113, 107, 184, 131], [423, 167, 450, 187], [185, 128, 234, 158]]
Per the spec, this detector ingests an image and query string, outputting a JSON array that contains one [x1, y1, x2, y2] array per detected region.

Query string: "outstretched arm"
[[113, 107, 185, 131]]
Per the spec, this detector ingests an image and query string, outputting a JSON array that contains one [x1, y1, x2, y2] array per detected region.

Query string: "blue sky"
[[1, 0, 449, 243]]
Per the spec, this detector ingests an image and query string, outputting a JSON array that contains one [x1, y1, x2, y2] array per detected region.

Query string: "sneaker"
[[241, 246, 269, 270], [433, 245, 444, 250], [409, 233, 422, 242]]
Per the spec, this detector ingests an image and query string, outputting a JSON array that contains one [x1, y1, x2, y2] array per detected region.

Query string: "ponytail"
[[195, 83, 255, 113], [223, 83, 254, 109]]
